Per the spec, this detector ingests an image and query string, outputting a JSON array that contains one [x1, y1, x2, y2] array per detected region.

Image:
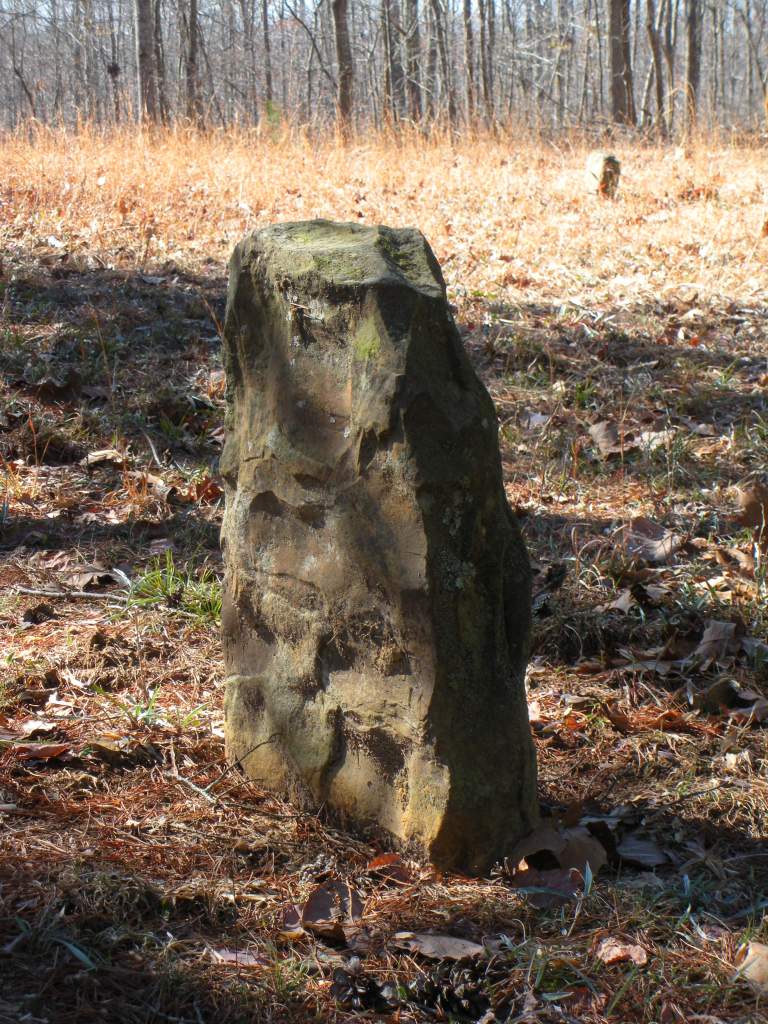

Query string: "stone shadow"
[[1, 259, 227, 567], [476, 296, 768, 437], [0, 854, 304, 1024]]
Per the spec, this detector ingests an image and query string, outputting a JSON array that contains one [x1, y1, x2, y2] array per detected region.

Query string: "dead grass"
[[1, 126, 768, 1023], [1, 125, 768, 301]]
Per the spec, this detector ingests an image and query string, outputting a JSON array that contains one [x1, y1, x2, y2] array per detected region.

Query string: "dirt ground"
[[1, 127, 767, 1023]]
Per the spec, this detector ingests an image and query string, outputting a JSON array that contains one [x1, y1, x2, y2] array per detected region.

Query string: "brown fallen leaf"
[[559, 826, 609, 875], [645, 708, 702, 733], [506, 823, 607, 878], [148, 538, 174, 556], [714, 546, 756, 578], [729, 698, 768, 725], [12, 742, 71, 761], [392, 932, 484, 960], [64, 563, 118, 590], [589, 420, 637, 458], [735, 481, 768, 532], [18, 719, 56, 737], [302, 880, 363, 941], [503, 823, 559, 864], [613, 517, 685, 565], [209, 947, 270, 967], [130, 472, 180, 504], [694, 620, 738, 667], [595, 588, 637, 614], [734, 940, 768, 994], [604, 704, 634, 733], [595, 937, 648, 966], [279, 904, 305, 940], [695, 678, 763, 714], [81, 448, 125, 468], [187, 476, 224, 504], [366, 852, 411, 883], [506, 862, 583, 908], [15, 368, 80, 401], [521, 410, 550, 431], [616, 832, 668, 868]]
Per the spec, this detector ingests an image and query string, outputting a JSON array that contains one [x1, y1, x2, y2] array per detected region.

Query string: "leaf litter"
[[1, 133, 767, 1023]]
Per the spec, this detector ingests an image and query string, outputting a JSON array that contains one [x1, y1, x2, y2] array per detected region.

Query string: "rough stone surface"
[[220, 220, 538, 873]]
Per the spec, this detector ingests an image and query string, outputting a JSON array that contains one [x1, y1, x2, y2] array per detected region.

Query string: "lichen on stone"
[[352, 318, 381, 362]]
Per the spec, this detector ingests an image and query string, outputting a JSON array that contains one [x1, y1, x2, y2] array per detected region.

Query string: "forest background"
[[2, 0, 768, 138], [3, 2, 768, 1023]]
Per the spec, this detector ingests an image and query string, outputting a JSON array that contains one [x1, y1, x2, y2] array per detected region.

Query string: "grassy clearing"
[[1, 127, 768, 1023]]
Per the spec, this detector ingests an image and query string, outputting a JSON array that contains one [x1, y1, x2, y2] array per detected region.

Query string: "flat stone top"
[[241, 220, 446, 298]]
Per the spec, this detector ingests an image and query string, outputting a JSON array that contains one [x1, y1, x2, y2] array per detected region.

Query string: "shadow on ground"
[[2, 259, 767, 1024]]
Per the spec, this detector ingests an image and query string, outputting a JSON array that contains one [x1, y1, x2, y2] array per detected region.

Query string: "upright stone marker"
[[221, 220, 537, 873]]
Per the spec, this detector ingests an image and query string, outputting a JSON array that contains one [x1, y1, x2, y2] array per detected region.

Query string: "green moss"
[[376, 229, 421, 279], [352, 319, 381, 362]]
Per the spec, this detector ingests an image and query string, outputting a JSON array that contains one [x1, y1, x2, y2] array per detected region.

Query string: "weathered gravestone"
[[221, 220, 538, 873]]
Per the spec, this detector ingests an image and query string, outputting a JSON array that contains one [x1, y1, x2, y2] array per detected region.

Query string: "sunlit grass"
[[1, 124, 767, 315]]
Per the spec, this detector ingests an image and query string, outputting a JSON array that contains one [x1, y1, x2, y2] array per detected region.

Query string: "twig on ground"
[[14, 586, 127, 601], [163, 770, 218, 805]]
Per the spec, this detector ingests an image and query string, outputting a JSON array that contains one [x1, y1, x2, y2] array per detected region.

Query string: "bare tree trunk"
[[554, 0, 571, 128], [332, 0, 354, 128], [107, 0, 122, 123], [608, 0, 636, 123], [382, 0, 405, 121], [429, 0, 456, 124], [5, 0, 764, 136], [82, 0, 98, 120], [647, 0, 667, 135], [579, 0, 594, 122], [594, 0, 605, 117], [186, 0, 201, 122], [478, 0, 494, 122], [263, 0, 274, 105], [662, 0, 679, 131], [72, 0, 85, 116], [134, 0, 158, 121], [236, 0, 257, 120], [404, 0, 422, 121], [621, 0, 636, 123], [739, 1, 767, 125], [198, 16, 226, 125], [154, 0, 169, 121], [685, 0, 701, 130], [423, 4, 436, 121], [463, 0, 475, 120], [12, 61, 37, 119]]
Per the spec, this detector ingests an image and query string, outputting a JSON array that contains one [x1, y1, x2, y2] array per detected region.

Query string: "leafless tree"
[[332, 0, 354, 126], [609, 0, 636, 123], [1, 0, 767, 135], [685, 0, 701, 130], [134, 0, 158, 120]]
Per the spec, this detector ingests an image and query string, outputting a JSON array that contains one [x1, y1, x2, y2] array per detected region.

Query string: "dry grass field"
[[2, 127, 768, 1023]]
